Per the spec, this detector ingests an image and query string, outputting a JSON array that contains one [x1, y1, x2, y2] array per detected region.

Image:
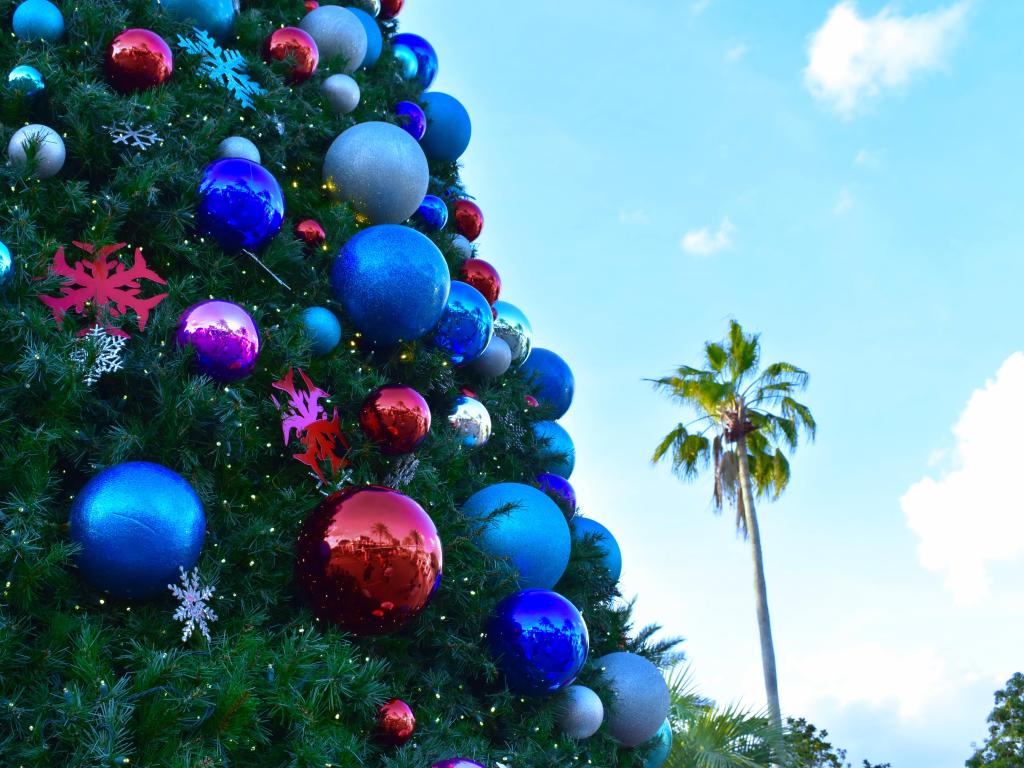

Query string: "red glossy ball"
[[304, 0, 319, 9], [377, 698, 416, 746], [295, 486, 443, 635], [380, 0, 404, 18], [458, 259, 501, 305], [359, 385, 431, 455], [105, 28, 174, 93], [263, 27, 319, 83], [294, 218, 326, 249], [452, 199, 484, 242], [524, 395, 539, 408]]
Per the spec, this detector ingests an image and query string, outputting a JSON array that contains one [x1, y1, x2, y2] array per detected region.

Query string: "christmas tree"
[[0, 1, 678, 765]]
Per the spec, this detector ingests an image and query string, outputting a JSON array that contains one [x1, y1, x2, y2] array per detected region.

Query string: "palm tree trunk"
[[736, 436, 782, 730]]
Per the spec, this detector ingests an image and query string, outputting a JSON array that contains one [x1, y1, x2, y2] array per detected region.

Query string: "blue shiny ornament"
[[419, 92, 472, 163], [392, 33, 437, 89], [349, 7, 382, 68], [394, 100, 427, 140], [12, 0, 64, 41], [196, 158, 285, 253], [330, 224, 450, 346], [492, 300, 532, 365], [392, 43, 419, 80], [521, 348, 575, 419], [429, 281, 493, 365], [415, 194, 448, 231], [462, 482, 570, 590], [645, 720, 673, 768], [69, 462, 205, 598], [157, 0, 235, 41], [537, 473, 576, 520], [573, 517, 622, 582], [487, 589, 589, 696], [301, 306, 342, 357], [8, 65, 45, 96], [0, 241, 12, 288], [533, 421, 575, 478]]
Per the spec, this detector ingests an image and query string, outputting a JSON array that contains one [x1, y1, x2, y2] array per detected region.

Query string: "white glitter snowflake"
[[177, 28, 265, 109], [69, 325, 126, 386], [103, 121, 162, 150], [385, 456, 419, 488], [314, 467, 354, 496], [168, 566, 218, 643]]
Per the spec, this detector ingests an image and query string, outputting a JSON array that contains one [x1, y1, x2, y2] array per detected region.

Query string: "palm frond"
[[780, 396, 817, 439], [704, 342, 728, 374], [651, 426, 712, 482], [726, 320, 760, 386]]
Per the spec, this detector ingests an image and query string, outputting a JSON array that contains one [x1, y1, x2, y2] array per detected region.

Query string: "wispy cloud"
[[834, 187, 854, 214], [691, 0, 712, 14], [726, 43, 747, 61], [854, 148, 882, 168], [681, 217, 735, 256], [618, 209, 651, 225]]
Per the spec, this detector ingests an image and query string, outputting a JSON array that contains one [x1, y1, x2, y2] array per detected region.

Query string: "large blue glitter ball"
[[330, 224, 450, 346], [69, 462, 205, 598], [462, 482, 570, 589], [301, 306, 342, 357], [12, 0, 64, 41], [196, 158, 285, 253], [521, 348, 575, 419], [533, 421, 575, 478], [419, 92, 472, 163], [392, 33, 437, 89], [645, 720, 673, 768], [415, 194, 448, 231], [429, 281, 493, 365], [156, 0, 235, 41], [487, 589, 589, 696], [0, 241, 13, 288], [596, 652, 671, 747], [8, 64, 45, 96], [573, 517, 622, 582], [348, 7, 382, 68]]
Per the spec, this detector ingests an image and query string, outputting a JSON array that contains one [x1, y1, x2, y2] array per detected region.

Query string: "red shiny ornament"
[[377, 699, 416, 746], [359, 385, 431, 455], [263, 27, 319, 83], [105, 28, 174, 94], [294, 219, 326, 249], [458, 258, 501, 305], [304, 0, 319, 9], [524, 395, 539, 408], [295, 486, 443, 634], [452, 199, 484, 242], [380, 0, 404, 18], [460, 387, 477, 399]]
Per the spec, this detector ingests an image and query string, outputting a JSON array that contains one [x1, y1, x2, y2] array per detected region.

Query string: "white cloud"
[[726, 43, 747, 61], [805, 1, 969, 116], [902, 353, 1024, 602], [834, 187, 854, 214], [691, 0, 711, 14], [681, 217, 735, 256]]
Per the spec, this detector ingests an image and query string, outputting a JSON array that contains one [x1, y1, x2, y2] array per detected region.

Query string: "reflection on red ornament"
[[458, 258, 500, 305], [304, 0, 319, 9], [452, 199, 484, 242], [294, 218, 326, 249], [105, 28, 174, 93], [380, 0, 404, 18], [359, 384, 431, 455], [460, 387, 477, 399], [377, 698, 416, 746], [525, 395, 539, 408], [263, 27, 319, 83]]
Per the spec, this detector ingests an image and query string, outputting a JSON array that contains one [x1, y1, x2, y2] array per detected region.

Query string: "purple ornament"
[[175, 299, 260, 382], [394, 100, 427, 141], [431, 761, 486, 768], [537, 473, 577, 520]]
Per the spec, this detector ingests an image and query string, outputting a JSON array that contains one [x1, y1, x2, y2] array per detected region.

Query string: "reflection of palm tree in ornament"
[[403, 529, 425, 551], [371, 522, 392, 546]]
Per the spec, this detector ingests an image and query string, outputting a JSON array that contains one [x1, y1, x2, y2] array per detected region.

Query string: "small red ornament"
[[105, 28, 174, 93], [452, 199, 484, 242], [377, 698, 416, 746], [458, 258, 501, 305], [271, 368, 351, 482], [294, 219, 326, 249], [295, 486, 443, 634], [525, 395, 539, 408], [380, 0, 404, 18], [304, 0, 319, 9], [359, 384, 431, 455], [460, 387, 477, 399], [263, 27, 319, 83]]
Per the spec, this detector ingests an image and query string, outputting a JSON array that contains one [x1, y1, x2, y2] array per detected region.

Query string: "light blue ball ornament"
[[645, 720, 673, 768], [573, 517, 622, 582], [330, 224, 450, 347], [392, 33, 437, 89], [419, 92, 472, 163], [429, 281, 493, 365], [392, 43, 419, 80], [12, 0, 64, 42], [0, 241, 13, 288], [348, 7, 382, 68], [521, 348, 575, 419], [69, 462, 206, 598], [448, 395, 492, 448], [596, 652, 671, 747], [533, 421, 575, 478], [462, 482, 570, 590], [156, 0, 235, 41], [492, 300, 532, 366], [301, 306, 342, 357], [8, 65, 45, 96]]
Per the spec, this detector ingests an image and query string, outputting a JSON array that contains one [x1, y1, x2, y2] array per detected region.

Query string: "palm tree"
[[651, 320, 815, 729]]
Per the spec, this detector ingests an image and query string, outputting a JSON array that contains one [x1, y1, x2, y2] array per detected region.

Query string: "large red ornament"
[[271, 368, 351, 482], [380, 0, 404, 18], [376, 699, 416, 746], [452, 199, 484, 242], [105, 29, 174, 93], [359, 385, 431, 455], [263, 27, 319, 83], [295, 486, 443, 634], [458, 259, 500, 305], [294, 219, 326, 249]]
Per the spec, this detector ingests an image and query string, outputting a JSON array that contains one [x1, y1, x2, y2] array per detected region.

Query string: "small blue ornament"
[[0, 241, 12, 288], [644, 720, 673, 768], [395, 100, 427, 140], [462, 482, 570, 589], [573, 517, 622, 582], [521, 348, 575, 419], [537, 473, 576, 520], [533, 421, 575, 478], [392, 43, 419, 80], [348, 7, 382, 68], [8, 65, 45, 96], [487, 589, 589, 696], [330, 224, 450, 346], [196, 158, 285, 253], [157, 0, 235, 41], [301, 306, 342, 357], [419, 92, 472, 163], [12, 0, 64, 42], [392, 33, 438, 89], [415, 194, 448, 231], [69, 462, 206, 598], [429, 281, 493, 365]]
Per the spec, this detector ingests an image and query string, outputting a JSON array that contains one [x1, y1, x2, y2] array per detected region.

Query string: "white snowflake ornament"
[[168, 566, 218, 643], [104, 121, 162, 151], [69, 325, 127, 386]]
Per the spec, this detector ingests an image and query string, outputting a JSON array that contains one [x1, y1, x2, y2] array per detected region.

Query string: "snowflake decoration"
[[103, 121, 162, 151], [177, 28, 265, 109], [271, 368, 351, 483], [168, 566, 218, 643], [498, 411, 527, 451], [385, 455, 419, 488], [69, 325, 127, 385]]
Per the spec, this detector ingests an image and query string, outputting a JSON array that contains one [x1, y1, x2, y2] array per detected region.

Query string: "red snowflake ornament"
[[271, 367, 351, 482]]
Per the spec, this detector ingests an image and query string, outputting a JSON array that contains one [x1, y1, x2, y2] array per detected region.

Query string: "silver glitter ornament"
[[468, 335, 512, 378], [595, 652, 670, 747], [7, 123, 65, 178], [493, 300, 533, 366], [216, 135, 260, 164], [299, 5, 367, 73], [557, 685, 604, 740], [322, 73, 360, 115], [451, 233, 474, 259], [448, 395, 492, 448]]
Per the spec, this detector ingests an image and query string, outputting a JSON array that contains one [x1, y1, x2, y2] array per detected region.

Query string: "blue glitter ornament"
[[157, 0, 235, 41], [487, 589, 589, 696], [196, 158, 285, 253], [520, 348, 575, 419], [394, 100, 426, 140], [415, 194, 448, 231], [533, 421, 575, 478], [69, 462, 205, 598], [348, 7, 382, 68], [429, 281, 493, 365], [392, 43, 419, 80], [462, 482, 570, 590], [419, 92, 472, 163], [0, 241, 12, 288], [8, 64, 45, 96], [392, 33, 437, 89], [644, 720, 673, 768], [573, 517, 622, 582], [301, 306, 342, 357], [12, 0, 64, 42], [330, 224, 450, 346]]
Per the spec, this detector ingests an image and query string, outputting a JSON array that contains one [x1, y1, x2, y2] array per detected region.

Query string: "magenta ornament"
[[175, 299, 260, 382]]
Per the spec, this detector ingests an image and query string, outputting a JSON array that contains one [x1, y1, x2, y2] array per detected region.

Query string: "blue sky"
[[400, 1, 1024, 765]]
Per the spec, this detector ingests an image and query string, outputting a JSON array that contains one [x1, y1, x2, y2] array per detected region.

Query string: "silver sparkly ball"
[[493, 300, 533, 366], [596, 652, 671, 747], [7, 123, 65, 178], [299, 5, 367, 73], [323, 121, 429, 225], [451, 234, 474, 259], [557, 685, 605, 740], [216, 136, 261, 164], [322, 73, 360, 115], [353, 0, 380, 16], [448, 395, 492, 448], [468, 335, 512, 379]]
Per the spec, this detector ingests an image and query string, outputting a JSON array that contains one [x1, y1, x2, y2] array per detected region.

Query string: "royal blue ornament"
[[348, 7, 382, 68], [415, 194, 448, 231], [419, 92, 472, 163], [645, 720, 673, 768], [395, 100, 427, 140], [537, 473, 576, 519], [429, 281, 493, 365], [69, 462, 205, 598], [573, 517, 622, 582], [0, 241, 12, 288], [301, 306, 342, 357], [12, 0, 64, 42], [8, 64, 45, 96], [487, 589, 589, 696], [392, 33, 437, 89], [392, 43, 419, 80], [157, 0, 235, 41], [196, 158, 285, 253], [521, 348, 575, 419], [533, 421, 575, 478], [330, 224, 450, 347], [462, 482, 570, 590]]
